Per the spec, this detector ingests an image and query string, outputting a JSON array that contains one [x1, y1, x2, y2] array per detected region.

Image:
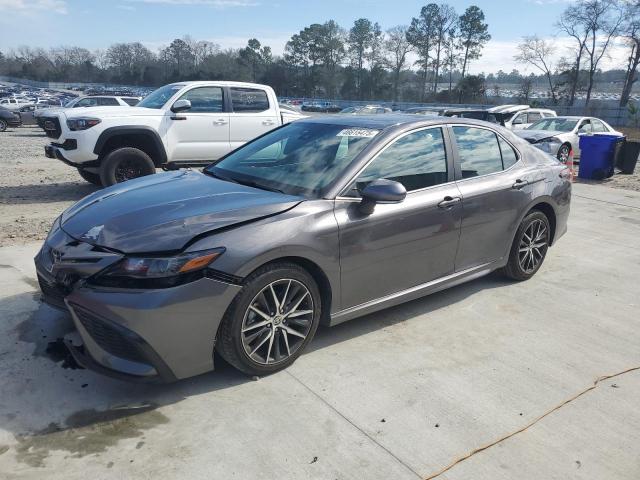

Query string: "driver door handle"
[[213, 119, 228, 125], [262, 120, 276, 126], [512, 179, 529, 190], [437, 196, 461, 209]]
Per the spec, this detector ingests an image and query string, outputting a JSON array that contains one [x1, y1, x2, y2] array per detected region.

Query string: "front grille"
[[71, 304, 148, 364], [42, 116, 61, 138], [37, 274, 67, 309]]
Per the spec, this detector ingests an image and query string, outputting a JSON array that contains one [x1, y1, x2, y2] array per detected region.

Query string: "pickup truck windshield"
[[207, 122, 378, 198], [138, 84, 184, 109]]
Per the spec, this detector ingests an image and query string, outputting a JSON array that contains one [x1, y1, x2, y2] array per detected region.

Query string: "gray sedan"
[[35, 115, 571, 382], [514, 116, 622, 162]]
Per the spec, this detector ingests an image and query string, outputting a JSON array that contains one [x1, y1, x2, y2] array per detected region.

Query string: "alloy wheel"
[[557, 145, 570, 163], [114, 158, 144, 182], [241, 279, 314, 365], [0, 119, 7, 132], [518, 219, 548, 274]]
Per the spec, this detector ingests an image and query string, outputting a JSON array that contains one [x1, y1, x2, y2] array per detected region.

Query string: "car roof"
[[296, 113, 491, 130]]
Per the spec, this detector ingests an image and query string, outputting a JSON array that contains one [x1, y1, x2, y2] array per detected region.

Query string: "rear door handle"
[[213, 119, 228, 125], [512, 179, 529, 189], [437, 196, 461, 209]]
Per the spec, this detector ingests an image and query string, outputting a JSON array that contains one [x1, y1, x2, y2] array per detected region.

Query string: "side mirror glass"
[[171, 99, 191, 113], [359, 179, 407, 215]]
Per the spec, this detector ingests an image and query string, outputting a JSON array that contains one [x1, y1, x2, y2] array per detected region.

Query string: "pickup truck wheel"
[[0, 119, 7, 132], [77, 168, 102, 186], [100, 147, 156, 186]]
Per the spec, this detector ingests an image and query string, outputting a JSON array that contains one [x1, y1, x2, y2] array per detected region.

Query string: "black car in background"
[[0, 106, 22, 131]]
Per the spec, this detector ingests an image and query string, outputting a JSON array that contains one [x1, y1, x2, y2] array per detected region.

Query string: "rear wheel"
[[77, 168, 102, 186], [500, 211, 550, 281], [99, 147, 156, 186], [216, 262, 321, 376], [0, 119, 7, 132]]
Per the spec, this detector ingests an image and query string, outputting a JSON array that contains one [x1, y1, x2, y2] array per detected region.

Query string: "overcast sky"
[[0, 0, 631, 74]]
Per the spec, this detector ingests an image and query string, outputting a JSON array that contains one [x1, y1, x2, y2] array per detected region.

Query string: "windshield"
[[64, 98, 77, 108], [137, 84, 183, 109], [528, 118, 577, 132], [206, 122, 379, 198]]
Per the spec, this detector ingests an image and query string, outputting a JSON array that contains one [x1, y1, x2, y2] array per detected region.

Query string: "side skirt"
[[328, 262, 500, 327]]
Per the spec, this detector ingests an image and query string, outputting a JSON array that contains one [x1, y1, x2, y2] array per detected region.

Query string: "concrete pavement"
[[0, 182, 638, 479]]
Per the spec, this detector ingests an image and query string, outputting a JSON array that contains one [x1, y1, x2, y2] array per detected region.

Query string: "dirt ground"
[[0, 126, 99, 246], [1, 125, 640, 247]]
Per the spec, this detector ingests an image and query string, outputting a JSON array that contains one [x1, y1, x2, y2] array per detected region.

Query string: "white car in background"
[[0, 97, 33, 111], [35, 95, 141, 129], [488, 104, 557, 129], [514, 116, 622, 162]]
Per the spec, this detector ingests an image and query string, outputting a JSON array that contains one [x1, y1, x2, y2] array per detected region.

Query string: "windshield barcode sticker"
[[337, 128, 379, 138]]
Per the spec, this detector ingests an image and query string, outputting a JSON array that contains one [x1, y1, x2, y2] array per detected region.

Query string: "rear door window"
[[98, 97, 120, 106], [527, 112, 542, 123], [230, 88, 270, 113], [453, 126, 503, 178]]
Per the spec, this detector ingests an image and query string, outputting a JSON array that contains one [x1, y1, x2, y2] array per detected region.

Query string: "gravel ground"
[[0, 126, 99, 246], [1, 125, 640, 246]]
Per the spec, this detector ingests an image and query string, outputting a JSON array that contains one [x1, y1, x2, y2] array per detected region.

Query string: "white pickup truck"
[[42, 81, 305, 186]]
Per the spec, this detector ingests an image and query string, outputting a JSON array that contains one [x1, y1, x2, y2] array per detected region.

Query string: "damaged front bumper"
[[34, 233, 242, 382]]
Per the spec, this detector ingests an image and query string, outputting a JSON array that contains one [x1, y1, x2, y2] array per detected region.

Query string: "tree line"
[[0, 3, 492, 103], [1, 1, 639, 106]]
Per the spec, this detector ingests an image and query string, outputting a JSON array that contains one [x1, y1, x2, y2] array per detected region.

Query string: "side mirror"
[[171, 99, 191, 113], [359, 179, 407, 215]]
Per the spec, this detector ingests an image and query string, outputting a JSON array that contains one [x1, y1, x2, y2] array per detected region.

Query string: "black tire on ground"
[[500, 210, 551, 281], [216, 262, 322, 376], [0, 119, 7, 132], [99, 147, 156, 186], [557, 143, 571, 163], [77, 168, 102, 186]]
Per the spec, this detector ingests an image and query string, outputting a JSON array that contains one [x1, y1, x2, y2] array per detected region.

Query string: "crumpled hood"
[[514, 129, 559, 142], [60, 170, 303, 253]]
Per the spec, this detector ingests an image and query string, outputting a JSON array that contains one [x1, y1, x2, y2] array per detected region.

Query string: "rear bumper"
[[35, 252, 242, 382]]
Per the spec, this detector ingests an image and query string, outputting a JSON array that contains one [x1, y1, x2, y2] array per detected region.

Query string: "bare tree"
[[557, 3, 590, 106], [515, 35, 558, 104], [619, 1, 640, 107], [384, 25, 412, 101], [579, 0, 625, 106]]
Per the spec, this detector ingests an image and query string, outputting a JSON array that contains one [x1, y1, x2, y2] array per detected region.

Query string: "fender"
[[93, 126, 167, 165], [507, 194, 559, 250]]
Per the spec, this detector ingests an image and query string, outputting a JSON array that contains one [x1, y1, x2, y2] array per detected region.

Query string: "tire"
[[0, 119, 7, 132], [99, 147, 156, 186], [557, 143, 571, 163], [77, 168, 102, 186], [216, 262, 322, 376], [500, 210, 550, 281]]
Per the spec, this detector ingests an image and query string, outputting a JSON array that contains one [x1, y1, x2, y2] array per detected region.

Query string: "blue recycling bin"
[[578, 134, 625, 180]]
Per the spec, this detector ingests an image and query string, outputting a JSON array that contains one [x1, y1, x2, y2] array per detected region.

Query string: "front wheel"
[[99, 147, 156, 186], [216, 263, 321, 376], [0, 119, 7, 132], [500, 211, 550, 281], [557, 144, 571, 163]]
